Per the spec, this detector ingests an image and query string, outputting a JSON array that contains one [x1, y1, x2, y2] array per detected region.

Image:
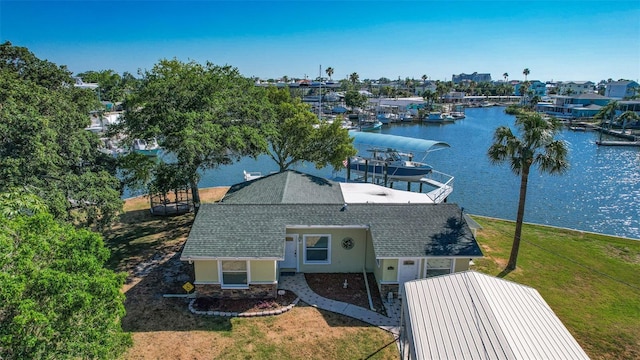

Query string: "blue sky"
[[2, 1, 639, 82]]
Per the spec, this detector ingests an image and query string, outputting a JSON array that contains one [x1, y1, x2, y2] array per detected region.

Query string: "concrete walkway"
[[278, 273, 401, 335]]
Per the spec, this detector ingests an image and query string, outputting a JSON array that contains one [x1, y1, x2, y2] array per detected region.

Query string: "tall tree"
[[120, 59, 268, 209], [344, 90, 368, 111], [263, 87, 356, 171], [0, 42, 122, 228], [503, 72, 509, 82], [522, 68, 530, 81], [325, 66, 334, 80], [0, 190, 130, 359], [487, 112, 568, 270], [421, 74, 428, 82]]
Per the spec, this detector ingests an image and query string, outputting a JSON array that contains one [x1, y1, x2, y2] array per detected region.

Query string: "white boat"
[[243, 170, 263, 181], [349, 148, 433, 181], [399, 112, 414, 122], [348, 132, 451, 182], [450, 111, 466, 119], [424, 112, 453, 123], [132, 139, 160, 156]]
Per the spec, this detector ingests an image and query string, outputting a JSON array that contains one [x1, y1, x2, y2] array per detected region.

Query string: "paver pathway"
[[278, 273, 401, 335]]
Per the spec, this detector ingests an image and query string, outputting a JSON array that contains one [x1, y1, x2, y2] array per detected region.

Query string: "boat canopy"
[[349, 131, 450, 153]]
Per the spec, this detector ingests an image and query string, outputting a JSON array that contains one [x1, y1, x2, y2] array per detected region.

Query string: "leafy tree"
[[344, 90, 368, 111], [487, 112, 568, 270], [421, 74, 427, 82], [0, 42, 122, 228], [263, 88, 356, 171], [119, 59, 268, 209], [0, 190, 130, 359], [503, 72, 509, 82], [325, 66, 334, 80], [522, 68, 530, 81]]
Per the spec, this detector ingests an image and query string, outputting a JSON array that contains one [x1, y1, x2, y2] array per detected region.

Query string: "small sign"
[[182, 282, 194, 293]]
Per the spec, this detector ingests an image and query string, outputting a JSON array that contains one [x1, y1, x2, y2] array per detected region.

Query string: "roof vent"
[[340, 203, 348, 212]]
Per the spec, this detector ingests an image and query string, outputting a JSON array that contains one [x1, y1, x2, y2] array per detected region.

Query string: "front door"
[[397, 258, 420, 298], [280, 235, 298, 270]]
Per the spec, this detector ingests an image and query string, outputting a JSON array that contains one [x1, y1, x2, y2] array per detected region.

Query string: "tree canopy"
[[344, 90, 368, 111], [263, 87, 356, 171], [0, 190, 130, 359], [0, 42, 122, 228], [119, 59, 269, 207]]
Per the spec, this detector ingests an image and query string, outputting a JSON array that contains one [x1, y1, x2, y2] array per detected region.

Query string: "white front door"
[[398, 258, 420, 298], [280, 235, 298, 270]]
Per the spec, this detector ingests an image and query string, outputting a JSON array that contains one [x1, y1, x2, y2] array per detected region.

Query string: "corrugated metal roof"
[[403, 271, 589, 360]]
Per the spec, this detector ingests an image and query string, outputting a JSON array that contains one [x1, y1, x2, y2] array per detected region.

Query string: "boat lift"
[[347, 131, 455, 203]]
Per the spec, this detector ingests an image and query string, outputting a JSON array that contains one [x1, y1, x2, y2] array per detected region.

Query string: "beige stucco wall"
[[380, 259, 399, 282], [289, 228, 368, 273], [194, 260, 218, 283], [251, 260, 276, 282]]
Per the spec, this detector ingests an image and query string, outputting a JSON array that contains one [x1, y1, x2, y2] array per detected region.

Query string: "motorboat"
[[424, 112, 453, 123], [359, 120, 383, 131], [349, 147, 435, 182], [132, 139, 160, 156]]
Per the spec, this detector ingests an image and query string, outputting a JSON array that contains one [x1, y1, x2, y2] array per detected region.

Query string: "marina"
[[180, 106, 639, 240]]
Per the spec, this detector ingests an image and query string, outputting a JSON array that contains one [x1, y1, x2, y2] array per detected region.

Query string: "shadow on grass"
[[120, 251, 233, 332]]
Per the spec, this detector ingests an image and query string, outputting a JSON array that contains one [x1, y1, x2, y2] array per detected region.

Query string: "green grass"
[[471, 216, 640, 359]]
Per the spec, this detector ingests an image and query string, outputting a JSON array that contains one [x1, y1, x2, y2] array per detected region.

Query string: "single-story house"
[[400, 271, 589, 360], [180, 171, 483, 299]]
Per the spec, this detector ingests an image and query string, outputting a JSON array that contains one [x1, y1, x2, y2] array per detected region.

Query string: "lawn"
[[470, 216, 640, 359], [105, 188, 398, 360], [105, 190, 640, 359]]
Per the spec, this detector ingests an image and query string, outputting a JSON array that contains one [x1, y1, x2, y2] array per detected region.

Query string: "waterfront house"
[[556, 81, 596, 95], [400, 271, 589, 360], [605, 80, 639, 99], [536, 93, 611, 119], [514, 80, 547, 97], [180, 171, 482, 299]]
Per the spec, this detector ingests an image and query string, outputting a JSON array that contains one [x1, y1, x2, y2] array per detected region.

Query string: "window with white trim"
[[425, 258, 452, 278], [303, 234, 331, 264], [221, 260, 248, 286]]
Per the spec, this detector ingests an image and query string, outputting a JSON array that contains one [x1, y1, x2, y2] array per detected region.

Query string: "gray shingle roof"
[[181, 203, 482, 260], [222, 170, 344, 204]]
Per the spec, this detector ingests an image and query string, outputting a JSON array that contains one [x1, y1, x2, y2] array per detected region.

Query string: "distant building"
[[556, 81, 595, 95], [513, 80, 546, 96], [536, 93, 611, 119], [451, 72, 492, 84], [605, 80, 639, 99]]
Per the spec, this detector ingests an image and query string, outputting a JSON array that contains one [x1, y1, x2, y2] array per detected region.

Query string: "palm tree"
[[594, 100, 618, 129], [523, 68, 530, 81], [325, 67, 334, 80], [503, 72, 509, 82], [488, 112, 568, 270], [618, 110, 640, 132], [349, 72, 359, 85]]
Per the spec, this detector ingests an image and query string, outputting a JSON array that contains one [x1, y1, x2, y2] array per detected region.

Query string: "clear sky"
[[2, 0, 639, 83]]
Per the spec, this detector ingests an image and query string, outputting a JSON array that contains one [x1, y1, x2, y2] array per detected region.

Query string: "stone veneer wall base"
[[195, 283, 277, 299]]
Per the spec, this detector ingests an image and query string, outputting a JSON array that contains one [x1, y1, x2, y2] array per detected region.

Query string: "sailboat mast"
[[319, 64, 322, 119]]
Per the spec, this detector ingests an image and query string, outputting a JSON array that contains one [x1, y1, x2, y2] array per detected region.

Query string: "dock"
[[595, 140, 640, 147]]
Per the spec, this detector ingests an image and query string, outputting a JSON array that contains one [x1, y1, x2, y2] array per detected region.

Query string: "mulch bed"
[[192, 290, 298, 313], [305, 273, 386, 314]]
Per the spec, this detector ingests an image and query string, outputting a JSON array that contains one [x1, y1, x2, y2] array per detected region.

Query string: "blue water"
[[155, 107, 640, 240]]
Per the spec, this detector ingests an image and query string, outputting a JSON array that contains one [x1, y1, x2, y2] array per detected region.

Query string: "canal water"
[[180, 107, 640, 240]]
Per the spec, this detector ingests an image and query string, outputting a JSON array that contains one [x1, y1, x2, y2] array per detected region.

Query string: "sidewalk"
[[278, 273, 401, 335]]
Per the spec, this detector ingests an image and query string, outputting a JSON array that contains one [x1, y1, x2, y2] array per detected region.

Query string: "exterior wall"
[[194, 260, 218, 283], [381, 259, 399, 282], [195, 283, 277, 299], [251, 260, 276, 282], [291, 228, 369, 273], [454, 258, 471, 272]]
